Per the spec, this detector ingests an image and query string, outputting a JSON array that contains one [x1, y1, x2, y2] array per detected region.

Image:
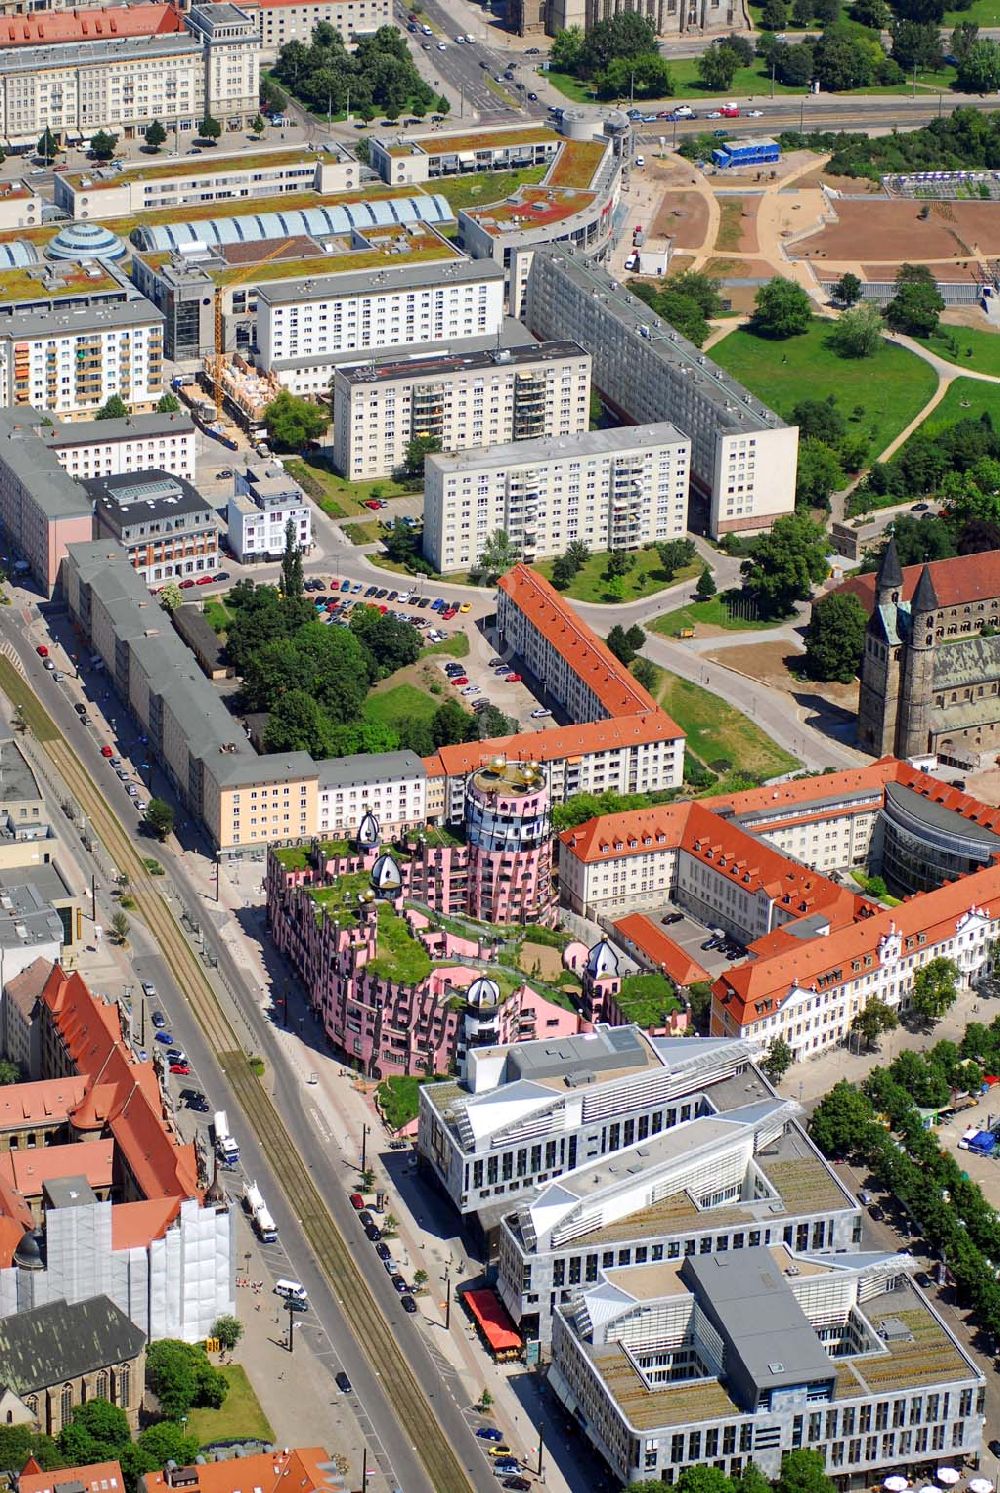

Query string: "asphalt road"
[[1, 605, 499, 1493], [395, 0, 548, 117], [637, 90, 999, 141]]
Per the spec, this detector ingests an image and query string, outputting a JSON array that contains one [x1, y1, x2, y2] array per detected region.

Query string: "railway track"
[[0, 657, 472, 1493]]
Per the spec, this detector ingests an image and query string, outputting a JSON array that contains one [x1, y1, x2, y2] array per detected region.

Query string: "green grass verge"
[[652, 663, 798, 779], [0, 658, 58, 742], [533, 546, 700, 603], [943, 0, 1000, 22], [545, 69, 595, 102], [668, 56, 806, 97], [203, 598, 233, 634], [421, 632, 470, 659], [185, 1364, 274, 1447], [376, 1073, 449, 1130], [916, 325, 1000, 380], [284, 457, 413, 519], [363, 681, 439, 730], [711, 319, 938, 459], [344, 520, 382, 545], [923, 377, 1000, 433], [650, 596, 781, 636], [432, 164, 547, 211]]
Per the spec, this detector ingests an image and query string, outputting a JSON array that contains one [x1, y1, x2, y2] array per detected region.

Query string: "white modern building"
[[523, 247, 798, 538], [316, 751, 428, 839], [238, 0, 391, 56], [43, 412, 196, 483], [423, 423, 691, 573], [332, 339, 592, 481], [227, 463, 311, 563], [0, 301, 164, 419], [256, 259, 506, 375]]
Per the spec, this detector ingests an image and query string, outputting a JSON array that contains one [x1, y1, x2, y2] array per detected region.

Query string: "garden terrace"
[[0, 262, 120, 303], [546, 139, 607, 190], [593, 1342, 740, 1431], [612, 972, 681, 1029], [426, 126, 559, 155], [464, 186, 596, 233], [64, 147, 320, 190]]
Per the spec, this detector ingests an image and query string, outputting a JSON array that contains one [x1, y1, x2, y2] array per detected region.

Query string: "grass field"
[[651, 596, 780, 636], [534, 546, 700, 603], [650, 663, 798, 778], [344, 520, 382, 545], [363, 681, 438, 731], [284, 457, 413, 519], [202, 598, 233, 635], [711, 320, 938, 458], [917, 325, 1000, 380], [432, 165, 547, 211], [546, 69, 595, 102], [185, 1364, 274, 1447], [421, 632, 469, 659], [924, 377, 1000, 432]]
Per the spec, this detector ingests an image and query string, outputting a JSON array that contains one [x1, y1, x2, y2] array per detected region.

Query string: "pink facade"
[[464, 761, 555, 926]]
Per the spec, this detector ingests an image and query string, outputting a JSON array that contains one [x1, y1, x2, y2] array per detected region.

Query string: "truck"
[[243, 1180, 278, 1242], [212, 1109, 240, 1166]]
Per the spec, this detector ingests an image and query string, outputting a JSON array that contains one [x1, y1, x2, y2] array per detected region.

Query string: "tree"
[[146, 1341, 198, 1419], [792, 398, 846, 446], [803, 591, 867, 682], [957, 36, 1000, 90], [740, 512, 828, 619], [607, 624, 640, 665], [795, 439, 845, 509], [951, 19, 979, 63], [829, 300, 884, 358], [144, 798, 175, 841], [476, 704, 518, 739], [762, 1036, 794, 1084], [595, 51, 673, 99], [0, 1427, 60, 1474], [580, 11, 657, 72], [677, 1470, 735, 1493], [144, 119, 167, 151], [58, 1400, 130, 1466], [852, 0, 889, 23], [413, 1267, 429, 1289], [722, 30, 755, 63], [852, 995, 899, 1050], [400, 432, 442, 481], [0, 1061, 19, 1086], [110, 910, 129, 946], [833, 271, 862, 306], [36, 128, 59, 165], [265, 389, 328, 451], [213, 1314, 244, 1351], [695, 565, 716, 600], [96, 394, 129, 421], [281, 515, 304, 601], [752, 277, 812, 339], [251, 113, 266, 135], [121, 1423, 200, 1487], [631, 656, 658, 691], [656, 538, 696, 580], [199, 113, 222, 142], [472, 530, 519, 584], [697, 40, 741, 90], [157, 391, 181, 413], [435, 93, 450, 115], [774, 39, 816, 84], [89, 130, 119, 161], [813, 25, 879, 88], [550, 23, 585, 71], [159, 581, 183, 613], [891, 18, 944, 69], [775, 1450, 837, 1493], [910, 956, 959, 1025], [761, 0, 788, 25], [349, 607, 421, 677], [551, 553, 577, 590], [885, 264, 945, 336]]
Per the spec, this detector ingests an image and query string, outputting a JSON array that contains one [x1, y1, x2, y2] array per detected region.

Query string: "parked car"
[[503, 1481, 531, 1492], [505, 672, 522, 683], [529, 707, 551, 719], [401, 1294, 418, 1314], [155, 1032, 174, 1045], [390, 1274, 410, 1294], [477, 1429, 505, 1443], [43, 658, 55, 671], [375, 1241, 392, 1260], [662, 912, 683, 926], [365, 1223, 383, 1241], [170, 1062, 190, 1075], [151, 1010, 167, 1028], [101, 745, 114, 758], [35, 644, 48, 657], [335, 1372, 352, 1393], [349, 1192, 365, 1209], [358, 1209, 374, 1227]]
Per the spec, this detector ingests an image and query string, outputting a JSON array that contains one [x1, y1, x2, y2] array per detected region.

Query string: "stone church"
[[853, 541, 1000, 764]]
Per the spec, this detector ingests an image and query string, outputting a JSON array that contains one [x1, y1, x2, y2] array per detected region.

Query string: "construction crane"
[[211, 236, 294, 416]]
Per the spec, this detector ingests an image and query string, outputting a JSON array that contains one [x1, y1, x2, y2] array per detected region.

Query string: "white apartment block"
[[332, 340, 592, 481], [317, 752, 428, 839], [256, 259, 506, 374], [0, 4, 259, 147], [43, 412, 196, 483], [239, 0, 391, 57], [424, 423, 690, 573], [227, 465, 312, 562], [0, 302, 164, 418], [523, 247, 798, 538]]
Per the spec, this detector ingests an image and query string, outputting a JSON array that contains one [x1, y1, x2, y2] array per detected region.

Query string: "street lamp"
[[361, 1122, 371, 1176]]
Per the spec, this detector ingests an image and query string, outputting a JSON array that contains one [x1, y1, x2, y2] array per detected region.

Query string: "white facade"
[[47, 416, 196, 482], [0, 1195, 235, 1343], [241, 0, 391, 56], [0, 304, 164, 418], [317, 751, 427, 838], [257, 261, 506, 372], [227, 485, 312, 562], [424, 423, 691, 573], [332, 341, 592, 482]]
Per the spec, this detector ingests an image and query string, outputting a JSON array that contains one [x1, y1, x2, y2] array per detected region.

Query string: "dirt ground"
[[519, 942, 563, 980], [794, 167, 884, 193], [964, 764, 1000, 805], [706, 640, 862, 753], [716, 194, 760, 253], [653, 190, 710, 249], [793, 198, 1000, 261], [705, 256, 777, 278]]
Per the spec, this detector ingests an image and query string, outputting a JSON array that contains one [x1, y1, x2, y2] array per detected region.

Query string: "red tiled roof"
[[0, 1075, 88, 1131], [0, 1138, 114, 1197], [139, 1450, 332, 1493], [837, 551, 1000, 614], [111, 1197, 181, 1252], [20, 1461, 125, 1493], [423, 709, 681, 778], [498, 565, 665, 721], [0, 4, 184, 44], [612, 913, 710, 986]]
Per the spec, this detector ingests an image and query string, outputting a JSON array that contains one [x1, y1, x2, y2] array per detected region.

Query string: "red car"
[[169, 1062, 190, 1075], [179, 579, 196, 589], [364, 499, 381, 510], [330, 579, 341, 591], [442, 607, 458, 620], [377, 604, 388, 614], [451, 675, 469, 687], [349, 1192, 365, 1210], [100, 745, 114, 758], [35, 644, 48, 657], [196, 575, 214, 586], [506, 672, 522, 683]]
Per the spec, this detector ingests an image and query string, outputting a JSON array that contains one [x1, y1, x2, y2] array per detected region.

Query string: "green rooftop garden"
[[274, 844, 310, 871], [377, 1072, 450, 1131], [369, 902, 433, 986], [615, 972, 682, 1029], [317, 837, 352, 859], [421, 823, 465, 849], [308, 868, 373, 927]]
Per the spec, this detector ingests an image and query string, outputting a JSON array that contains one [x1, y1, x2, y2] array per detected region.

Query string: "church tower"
[[857, 538, 904, 756], [898, 563, 939, 757]]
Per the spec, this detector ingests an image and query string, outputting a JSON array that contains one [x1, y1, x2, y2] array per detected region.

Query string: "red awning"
[[462, 1288, 522, 1352]]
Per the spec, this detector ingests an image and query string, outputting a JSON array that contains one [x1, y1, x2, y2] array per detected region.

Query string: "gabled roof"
[[110, 1198, 181, 1252], [612, 913, 709, 987], [0, 4, 184, 44], [139, 1449, 333, 1493], [838, 549, 1000, 613], [19, 1458, 125, 1493], [0, 1295, 145, 1394], [423, 709, 681, 778]]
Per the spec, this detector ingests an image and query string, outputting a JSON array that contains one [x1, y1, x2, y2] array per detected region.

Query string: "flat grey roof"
[[318, 750, 426, 788], [0, 863, 70, 908], [46, 412, 194, 446], [531, 247, 785, 436], [0, 299, 161, 339], [44, 1176, 100, 1210], [86, 470, 212, 529], [0, 412, 91, 521], [259, 255, 504, 306], [0, 738, 40, 805], [339, 337, 588, 387], [886, 780, 1000, 848], [504, 1024, 652, 1083], [684, 1248, 834, 1391], [429, 422, 688, 476], [211, 750, 316, 787], [0, 32, 198, 70]]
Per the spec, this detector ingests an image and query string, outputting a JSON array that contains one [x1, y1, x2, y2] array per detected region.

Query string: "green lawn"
[[917, 325, 1000, 379], [546, 70, 596, 102], [284, 457, 413, 519], [616, 972, 683, 1027], [363, 681, 438, 730], [651, 596, 780, 636], [924, 377, 1000, 433], [370, 902, 432, 984], [344, 520, 382, 545], [432, 165, 547, 212], [943, 0, 1000, 21], [550, 55, 956, 102], [421, 632, 469, 659], [376, 1073, 448, 1130], [533, 546, 700, 603], [653, 664, 798, 779], [668, 57, 806, 98], [203, 598, 233, 634], [711, 319, 938, 459], [185, 1364, 274, 1447]]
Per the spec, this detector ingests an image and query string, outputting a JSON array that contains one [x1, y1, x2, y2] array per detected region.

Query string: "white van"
[[274, 1278, 307, 1302], [634, 154, 645, 168]]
